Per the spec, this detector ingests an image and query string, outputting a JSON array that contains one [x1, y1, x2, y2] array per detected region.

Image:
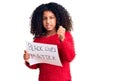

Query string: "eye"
[[43, 17, 47, 20], [50, 16, 55, 19]]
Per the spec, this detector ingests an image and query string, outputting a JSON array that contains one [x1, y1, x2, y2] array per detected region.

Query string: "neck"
[[46, 30, 56, 37]]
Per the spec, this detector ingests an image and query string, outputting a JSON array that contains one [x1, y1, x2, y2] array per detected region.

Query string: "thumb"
[[24, 50, 27, 53], [59, 26, 63, 29]]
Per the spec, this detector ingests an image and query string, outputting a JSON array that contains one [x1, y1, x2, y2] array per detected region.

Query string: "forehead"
[[43, 10, 55, 16]]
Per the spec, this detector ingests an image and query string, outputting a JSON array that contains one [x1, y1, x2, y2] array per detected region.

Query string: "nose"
[[46, 18, 50, 24]]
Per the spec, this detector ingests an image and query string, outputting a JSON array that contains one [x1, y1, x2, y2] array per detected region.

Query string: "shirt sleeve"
[[59, 31, 76, 62], [25, 61, 39, 69]]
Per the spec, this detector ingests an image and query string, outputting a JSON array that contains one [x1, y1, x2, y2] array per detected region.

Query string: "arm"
[[60, 31, 76, 62], [24, 48, 39, 69]]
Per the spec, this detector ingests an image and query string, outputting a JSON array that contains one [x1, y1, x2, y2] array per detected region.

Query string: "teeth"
[[47, 26, 51, 28]]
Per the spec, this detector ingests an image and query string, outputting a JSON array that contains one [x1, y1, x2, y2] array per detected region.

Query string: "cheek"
[[43, 21, 46, 26], [52, 20, 56, 26]]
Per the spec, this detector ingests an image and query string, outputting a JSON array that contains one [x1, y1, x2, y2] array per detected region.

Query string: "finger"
[[58, 26, 64, 30], [61, 27, 65, 31], [59, 26, 63, 28], [63, 27, 66, 31], [24, 54, 30, 60], [58, 27, 65, 33], [24, 50, 26, 53]]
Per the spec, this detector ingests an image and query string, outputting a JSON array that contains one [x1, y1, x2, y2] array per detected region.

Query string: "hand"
[[57, 26, 66, 42], [23, 50, 30, 62]]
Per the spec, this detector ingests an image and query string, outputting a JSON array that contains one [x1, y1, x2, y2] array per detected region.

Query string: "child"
[[23, 2, 76, 81]]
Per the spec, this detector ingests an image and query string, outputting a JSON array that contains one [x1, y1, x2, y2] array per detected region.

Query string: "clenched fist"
[[57, 26, 66, 42]]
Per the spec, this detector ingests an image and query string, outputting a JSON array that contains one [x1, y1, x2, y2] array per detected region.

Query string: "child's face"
[[43, 10, 56, 32]]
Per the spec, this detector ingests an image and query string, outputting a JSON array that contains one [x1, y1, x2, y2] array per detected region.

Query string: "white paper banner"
[[26, 41, 62, 67]]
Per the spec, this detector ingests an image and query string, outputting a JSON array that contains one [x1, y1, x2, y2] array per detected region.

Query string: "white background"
[[0, 0, 120, 81]]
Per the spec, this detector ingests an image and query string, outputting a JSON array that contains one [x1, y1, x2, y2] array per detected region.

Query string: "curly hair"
[[30, 2, 73, 38]]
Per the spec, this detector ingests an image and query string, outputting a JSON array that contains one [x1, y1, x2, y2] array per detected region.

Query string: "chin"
[[46, 29, 52, 31]]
